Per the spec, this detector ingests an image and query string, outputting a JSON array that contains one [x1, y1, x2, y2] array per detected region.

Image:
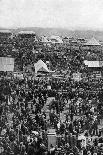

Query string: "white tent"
[[34, 60, 49, 73], [84, 60, 100, 67], [84, 37, 101, 46], [50, 35, 63, 44]]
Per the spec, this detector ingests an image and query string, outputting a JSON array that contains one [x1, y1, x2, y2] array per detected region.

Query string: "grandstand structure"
[[15, 30, 38, 50], [17, 30, 38, 41], [82, 38, 102, 57]]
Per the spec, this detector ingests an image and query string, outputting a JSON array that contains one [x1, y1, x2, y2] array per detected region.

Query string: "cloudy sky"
[[0, 0, 103, 29]]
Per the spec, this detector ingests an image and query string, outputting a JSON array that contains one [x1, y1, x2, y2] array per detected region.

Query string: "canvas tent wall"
[[84, 60, 103, 68], [34, 60, 49, 74], [0, 57, 14, 71], [84, 60, 100, 67]]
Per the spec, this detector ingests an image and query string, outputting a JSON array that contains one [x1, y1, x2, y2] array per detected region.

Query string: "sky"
[[0, 0, 103, 29]]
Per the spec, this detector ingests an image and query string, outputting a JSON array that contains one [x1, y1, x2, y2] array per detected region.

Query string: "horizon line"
[[0, 26, 103, 31]]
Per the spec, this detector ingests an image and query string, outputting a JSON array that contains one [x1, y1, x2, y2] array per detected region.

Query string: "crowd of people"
[[0, 31, 103, 154]]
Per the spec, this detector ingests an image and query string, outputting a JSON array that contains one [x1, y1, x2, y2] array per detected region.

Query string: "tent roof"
[[84, 37, 101, 46], [84, 60, 100, 67], [41, 36, 50, 43], [34, 60, 49, 73]]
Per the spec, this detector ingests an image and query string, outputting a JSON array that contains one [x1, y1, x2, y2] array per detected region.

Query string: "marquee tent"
[[84, 37, 101, 46], [84, 60, 100, 67], [84, 60, 103, 68], [34, 60, 49, 73]]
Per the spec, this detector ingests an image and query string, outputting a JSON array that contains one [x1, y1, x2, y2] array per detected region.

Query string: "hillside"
[[1, 27, 103, 40]]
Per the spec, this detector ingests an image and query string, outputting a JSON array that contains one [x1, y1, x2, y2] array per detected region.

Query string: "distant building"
[[83, 37, 102, 51], [49, 35, 63, 44], [84, 60, 103, 80], [81, 37, 102, 59], [84, 37, 101, 46]]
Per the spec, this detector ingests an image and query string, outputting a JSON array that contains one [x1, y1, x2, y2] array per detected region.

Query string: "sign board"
[[0, 57, 14, 71]]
